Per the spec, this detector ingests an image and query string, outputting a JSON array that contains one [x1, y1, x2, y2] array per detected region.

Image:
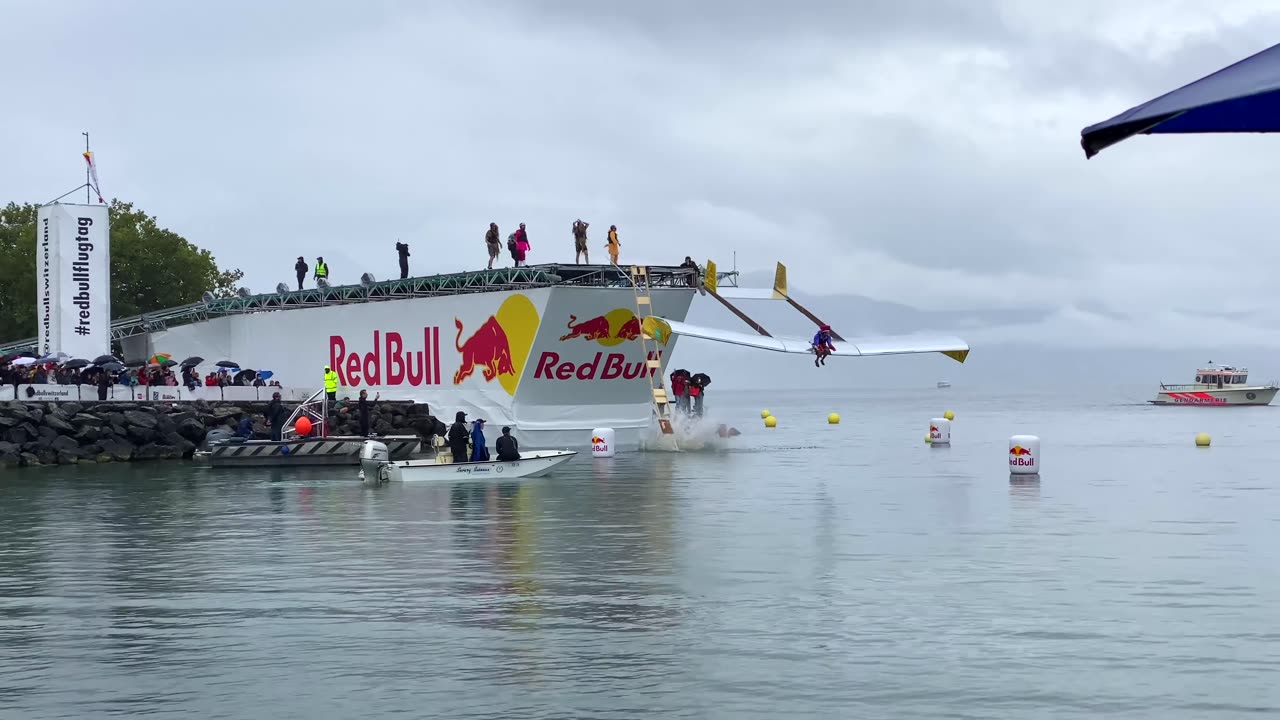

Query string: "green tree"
[[0, 199, 243, 343]]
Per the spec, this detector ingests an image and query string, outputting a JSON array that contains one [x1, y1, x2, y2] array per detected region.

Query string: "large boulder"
[[4, 426, 30, 446], [56, 450, 80, 465], [71, 413, 105, 427], [98, 438, 134, 462], [134, 443, 180, 461], [0, 450, 19, 468], [60, 402, 83, 416], [162, 431, 196, 458], [74, 425, 101, 443], [123, 411, 157, 429], [19, 452, 41, 467], [155, 413, 176, 435], [0, 416, 18, 429], [50, 435, 79, 453], [36, 426, 58, 442], [126, 425, 157, 444], [27, 408, 43, 425], [44, 414, 75, 434], [33, 446, 57, 465], [176, 418, 207, 443], [210, 406, 243, 421]]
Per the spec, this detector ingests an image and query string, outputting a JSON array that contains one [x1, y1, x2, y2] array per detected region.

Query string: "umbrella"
[[257, 370, 274, 380], [1082, 42, 1280, 158], [12, 350, 37, 359], [101, 361, 125, 373], [11, 357, 37, 366], [233, 369, 258, 385], [62, 359, 90, 370], [216, 360, 239, 369], [671, 368, 690, 377], [93, 354, 119, 365], [38, 352, 68, 363], [148, 353, 172, 366], [692, 372, 711, 386], [180, 356, 204, 367]]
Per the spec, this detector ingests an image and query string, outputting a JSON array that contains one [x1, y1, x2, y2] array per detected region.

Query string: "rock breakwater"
[[0, 400, 440, 468]]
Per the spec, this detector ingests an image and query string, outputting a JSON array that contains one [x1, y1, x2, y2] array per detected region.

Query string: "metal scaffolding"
[[0, 263, 736, 354]]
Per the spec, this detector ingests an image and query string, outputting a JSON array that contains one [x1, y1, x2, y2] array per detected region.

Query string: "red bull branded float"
[[1, 260, 972, 452]]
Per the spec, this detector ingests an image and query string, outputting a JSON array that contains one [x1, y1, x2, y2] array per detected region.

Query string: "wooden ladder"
[[628, 265, 675, 435]]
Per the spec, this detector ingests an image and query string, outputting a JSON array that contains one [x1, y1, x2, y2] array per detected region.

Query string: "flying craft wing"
[[642, 316, 970, 363]]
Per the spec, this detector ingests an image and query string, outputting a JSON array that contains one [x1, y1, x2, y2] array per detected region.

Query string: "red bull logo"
[[451, 294, 540, 396], [454, 316, 515, 384], [558, 309, 650, 346], [930, 425, 939, 434], [591, 435, 605, 445], [1009, 445, 1035, 467], [329, 328, 443, 387]]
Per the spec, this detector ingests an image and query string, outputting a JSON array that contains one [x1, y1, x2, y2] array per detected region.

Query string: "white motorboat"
[[358, 440, 576, 485], [937, 380, 951, 389], [1151, 362, 1278, 406]]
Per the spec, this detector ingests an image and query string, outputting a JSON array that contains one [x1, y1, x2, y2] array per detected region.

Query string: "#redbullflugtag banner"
[[36, 203, 111, 359]]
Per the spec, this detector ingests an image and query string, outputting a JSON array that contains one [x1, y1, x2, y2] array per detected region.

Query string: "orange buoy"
[[295, 416, 313, 436]]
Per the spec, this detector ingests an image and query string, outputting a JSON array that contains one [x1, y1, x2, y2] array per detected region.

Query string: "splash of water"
[[639, 412, 735, 453]]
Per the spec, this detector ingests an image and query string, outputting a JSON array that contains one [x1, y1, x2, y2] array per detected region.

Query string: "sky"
[[4, 0, 1280, 381]]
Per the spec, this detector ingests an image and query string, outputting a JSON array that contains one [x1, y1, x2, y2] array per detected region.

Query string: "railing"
[[0, 263, 737, 354]]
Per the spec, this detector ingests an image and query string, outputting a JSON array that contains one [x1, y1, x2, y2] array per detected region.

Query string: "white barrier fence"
[[0, 385, 326, 403]]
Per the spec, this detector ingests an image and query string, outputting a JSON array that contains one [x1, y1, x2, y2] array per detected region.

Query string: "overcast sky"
[[4, 0, 1280, 355]]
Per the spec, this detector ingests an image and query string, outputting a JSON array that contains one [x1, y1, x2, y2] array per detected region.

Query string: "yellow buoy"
[[828, 413, 840, 424], [925, 434, 932, 444], [764, 415, 777, 428], [943, 410, 955, 421], [761, 409, 771, 418], [1195, 432, 1211, 447]]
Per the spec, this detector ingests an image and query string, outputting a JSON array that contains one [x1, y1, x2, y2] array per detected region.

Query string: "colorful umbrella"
[[148, 353, 172, 366]]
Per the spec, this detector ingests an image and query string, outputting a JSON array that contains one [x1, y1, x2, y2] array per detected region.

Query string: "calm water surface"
[[1, 386, 1278, 719]]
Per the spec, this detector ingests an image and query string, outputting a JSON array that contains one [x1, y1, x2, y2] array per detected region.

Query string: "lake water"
[[1, 386, 1278, 719]]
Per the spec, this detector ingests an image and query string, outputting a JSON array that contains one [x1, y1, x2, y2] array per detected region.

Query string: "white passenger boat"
[[1150, 362, 1278, 406], [358, 439, 576, 485]]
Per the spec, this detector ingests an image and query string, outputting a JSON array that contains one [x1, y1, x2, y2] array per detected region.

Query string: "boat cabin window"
[[1196, 375, 1203, 383]]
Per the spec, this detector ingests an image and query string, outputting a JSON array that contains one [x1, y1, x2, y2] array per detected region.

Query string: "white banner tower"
[[37, 133, 111, 359]]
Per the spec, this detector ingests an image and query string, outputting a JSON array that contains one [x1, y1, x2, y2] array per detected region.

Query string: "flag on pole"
[[82, 151, 104, 204]]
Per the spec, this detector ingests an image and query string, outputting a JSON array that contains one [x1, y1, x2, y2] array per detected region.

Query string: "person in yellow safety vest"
[[323, 365, 339, 406], [314, 256, 329, 284]]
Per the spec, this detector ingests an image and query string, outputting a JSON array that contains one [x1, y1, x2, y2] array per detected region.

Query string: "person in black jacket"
[[295, 256, 307, 291], [266, 392, 288, 441], [396, 241, 410, 279], [495, 426, 520, 461], [357, 389, 379, 436], [447, 411, 470, 463]]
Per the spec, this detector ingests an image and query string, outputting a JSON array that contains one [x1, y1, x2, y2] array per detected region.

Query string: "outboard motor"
[[359, 440, 391, 485]]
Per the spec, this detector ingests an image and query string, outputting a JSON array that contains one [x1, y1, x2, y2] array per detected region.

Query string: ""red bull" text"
[[330, 328, 443, 386], [534, 350, 662, 381], [454, 316, 516, 384]]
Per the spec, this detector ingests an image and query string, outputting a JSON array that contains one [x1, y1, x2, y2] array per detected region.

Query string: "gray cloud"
[[3, 0, 1280, 356]]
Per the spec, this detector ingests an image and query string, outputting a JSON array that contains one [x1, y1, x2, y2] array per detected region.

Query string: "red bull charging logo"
[[452, 294, 540, 396], [1009, 445, 1035, 468]]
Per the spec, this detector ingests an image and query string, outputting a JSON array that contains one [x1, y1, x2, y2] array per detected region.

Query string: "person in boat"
[[236, 414, 254, 440], [470, 419, 490, 462], [496, 426, 520, 461], [447, 411, 470, 463], [266, 391, 287, 441], [812, 325, 836, 367]]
